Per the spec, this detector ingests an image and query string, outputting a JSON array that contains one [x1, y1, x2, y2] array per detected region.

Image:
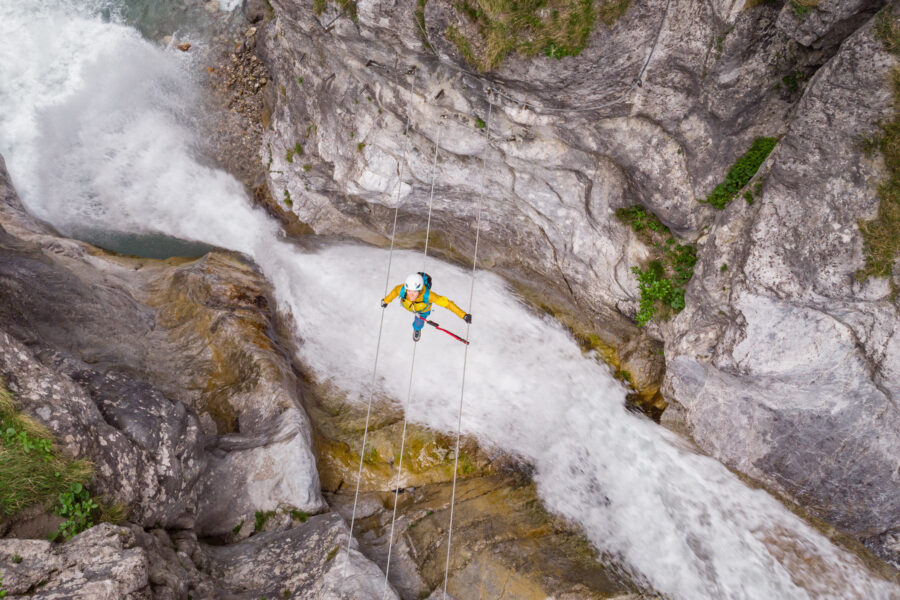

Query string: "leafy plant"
[[703, 137, 777, 209], [55, 482, 99, 540], [616, 206, 697, 326], [614, 206, 666, 233]]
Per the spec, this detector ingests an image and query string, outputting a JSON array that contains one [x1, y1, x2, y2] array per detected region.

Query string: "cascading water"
[[1, 2, 898, 598]]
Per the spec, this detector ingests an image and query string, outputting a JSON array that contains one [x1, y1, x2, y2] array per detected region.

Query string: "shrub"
[[55, 482, 99, 540], [703, 137, 777, 209], [616, 207, 697, 326]]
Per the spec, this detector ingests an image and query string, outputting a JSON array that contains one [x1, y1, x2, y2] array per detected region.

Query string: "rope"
[[333, 0, 674, 591], [441, 98, 492, 599], [344, 69, 419, 576], [382, 342, 418, 598], [382, 114, 446, 598]]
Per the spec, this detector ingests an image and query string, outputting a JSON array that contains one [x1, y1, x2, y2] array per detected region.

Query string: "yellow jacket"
[[383, 284, 467, 319]]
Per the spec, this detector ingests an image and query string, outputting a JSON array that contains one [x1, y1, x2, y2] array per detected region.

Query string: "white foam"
[[1, 3, 897, 598]]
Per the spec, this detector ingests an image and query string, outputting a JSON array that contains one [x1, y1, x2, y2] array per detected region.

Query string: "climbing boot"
[[413, 329, 421, 342]]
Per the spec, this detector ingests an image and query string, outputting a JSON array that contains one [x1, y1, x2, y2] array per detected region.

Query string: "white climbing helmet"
[[405, 273, 424, 291]]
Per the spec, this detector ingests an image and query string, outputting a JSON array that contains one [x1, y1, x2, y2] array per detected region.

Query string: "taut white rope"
[[344, 69, 418, 577], [441, 98, 493, 599], [382, 114, 446, 598]]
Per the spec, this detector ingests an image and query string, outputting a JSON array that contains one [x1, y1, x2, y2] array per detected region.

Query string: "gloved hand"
[[381, 300, 388, 309], [464, 313, 472, 324]]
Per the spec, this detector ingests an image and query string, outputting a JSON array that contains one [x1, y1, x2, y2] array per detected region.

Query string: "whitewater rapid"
[[1, 2, 897, 599]]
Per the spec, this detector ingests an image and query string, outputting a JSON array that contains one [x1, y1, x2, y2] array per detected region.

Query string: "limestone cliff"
[[254, 0, 899, 563]]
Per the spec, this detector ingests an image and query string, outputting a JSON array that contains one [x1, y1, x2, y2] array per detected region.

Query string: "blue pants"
[[412, 310, 431, 331]]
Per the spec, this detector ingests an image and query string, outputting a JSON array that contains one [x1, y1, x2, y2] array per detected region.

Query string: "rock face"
[[0, 519, 396, 599], [256, 0, 899, 561], [0, 154, 325, 534], [0, 154, 394, 596], [664, 11, 900, 548], [0, 524, 151, 600]]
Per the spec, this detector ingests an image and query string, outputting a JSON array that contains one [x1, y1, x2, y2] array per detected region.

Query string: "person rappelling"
[[381, 272, 472, 342]]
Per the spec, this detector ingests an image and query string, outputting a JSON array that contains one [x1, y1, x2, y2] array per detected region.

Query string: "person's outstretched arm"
[[382, 284, 403, 307], [430, 292, 471, 321]]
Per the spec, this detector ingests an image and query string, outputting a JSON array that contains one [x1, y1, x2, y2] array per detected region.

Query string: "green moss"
[[703, 137, 778, 209], [325, 544, 340, 561], [283, 189, 292, 206], [356, 142, 366, 152], [616, 207, 697, 326], [475, 116, 486, 129], [789, 0, 817, 18], [456, 451, 476, 475], [254, 510, 276, 532], [857, 12, 900, 282], [781, 71, 804, 93], [362, 446, 379, 465], [289, 509, 309, 523], [303, 163, 312, 171], [232, 520, 244, 534]]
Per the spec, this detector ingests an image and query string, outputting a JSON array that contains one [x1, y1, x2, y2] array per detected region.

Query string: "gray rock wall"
[[256, 0, 899, 561]]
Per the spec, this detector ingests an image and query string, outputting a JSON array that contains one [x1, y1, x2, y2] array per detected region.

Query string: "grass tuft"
[[857, 12, 900, 283], [255, 510, 276, 532], [703, 137, 777, 209], [1, 383, 93, 520], [789, 0, 818, 19], [446, 0, 623, 71]]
